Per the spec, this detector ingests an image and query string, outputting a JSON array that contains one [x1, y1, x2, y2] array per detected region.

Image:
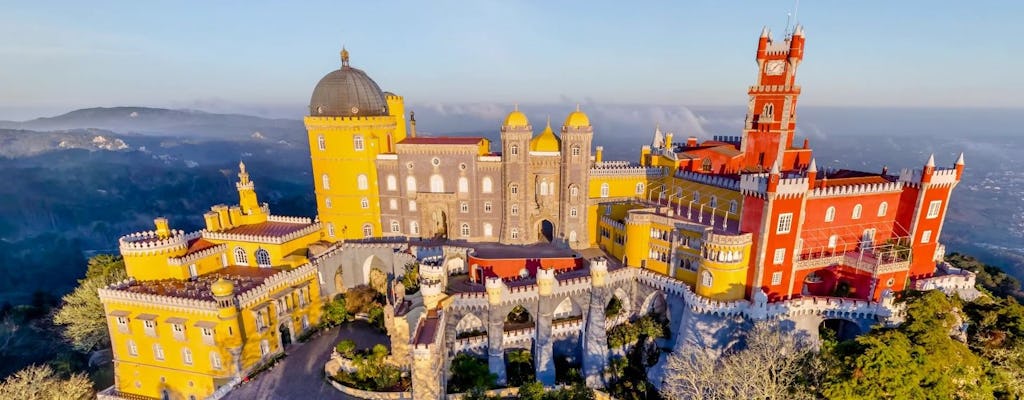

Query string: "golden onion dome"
[[564, 104, 590, 128], [210, 278, 235, 297], [503, 105, 529, 128], [530, 118, 561, 152]]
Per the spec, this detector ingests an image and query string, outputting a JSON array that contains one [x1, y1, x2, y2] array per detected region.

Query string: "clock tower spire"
[[740, 25, 809, 172]]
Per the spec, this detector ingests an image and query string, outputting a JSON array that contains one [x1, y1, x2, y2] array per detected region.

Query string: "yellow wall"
[[305, 113, 403, 241], [663, 175, 744, 224], [695, 240, 751, 301], [206, 231, 320, 269]]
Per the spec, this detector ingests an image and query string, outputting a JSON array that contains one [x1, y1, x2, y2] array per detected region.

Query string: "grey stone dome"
[[309, 53, 388, 117]]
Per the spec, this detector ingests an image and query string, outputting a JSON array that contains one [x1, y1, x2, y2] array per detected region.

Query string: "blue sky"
[[0, 1, 1021, 119]]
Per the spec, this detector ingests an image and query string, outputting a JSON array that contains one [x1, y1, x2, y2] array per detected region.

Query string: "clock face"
[[765, 60, 785, 76]]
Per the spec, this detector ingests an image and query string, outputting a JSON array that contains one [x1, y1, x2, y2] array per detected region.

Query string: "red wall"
[[469, 255, 582, 282]]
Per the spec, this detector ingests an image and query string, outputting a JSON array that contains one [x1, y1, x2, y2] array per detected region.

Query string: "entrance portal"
[[430, 208, 448, 239], [279, 323, 292, 348], [538, 220, 554, 242]]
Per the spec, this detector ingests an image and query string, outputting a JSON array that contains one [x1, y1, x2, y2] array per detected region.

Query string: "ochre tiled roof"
[[117, 266, 281, 301], [185, 238, 219, 254]]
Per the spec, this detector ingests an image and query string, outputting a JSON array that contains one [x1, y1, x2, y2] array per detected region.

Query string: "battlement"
[[119, 230, 196, 256], [237, 262, 318, 308], [739, 173, 769, 196], [202, 221, 321, 245], [705, 231, 753, 247], [99, 282, 220, 312], [599, 215, 625, 231], [266, 215, 313, 224], [748, 84, 801, 94], [591, 162, 663, 177], [477, 155, 502, 162], [711, 135, 742, 144], [675, 170, 741, 190], [809, 181, 903, 198], [166, 242, 226, 266]]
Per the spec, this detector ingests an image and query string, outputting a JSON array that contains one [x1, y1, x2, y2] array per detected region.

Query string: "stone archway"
[[820, 318, 864, 341], [537, 219, 554, 242], [279, 323, 292, 348], [429, 207, 448, 239], [362, 255, 388, 292]]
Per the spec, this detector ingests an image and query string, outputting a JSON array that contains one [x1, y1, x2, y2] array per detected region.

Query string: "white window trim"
[[926, 200, 942, 219], [776, 213, 793, 234]]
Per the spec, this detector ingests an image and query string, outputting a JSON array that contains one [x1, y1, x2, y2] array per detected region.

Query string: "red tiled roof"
[[221, 221, 311, 237], [820, 176, 890, 188], [398, 136, 486, 145], [185, 238, 219, 254], [117, 266, 282, 301]]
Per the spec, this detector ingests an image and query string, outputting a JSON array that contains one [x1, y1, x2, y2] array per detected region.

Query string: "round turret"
[[504, 107, 529, 128], [210, 278, 235, 297]]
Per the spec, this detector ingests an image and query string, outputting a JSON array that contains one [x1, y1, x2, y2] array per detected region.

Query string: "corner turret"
[[589, 258, 608, 287], [537, 267, 556, 296], [485, 276, 505, 305], [955, 152, 965, 180]]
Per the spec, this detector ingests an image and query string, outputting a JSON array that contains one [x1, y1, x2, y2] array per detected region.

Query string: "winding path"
[[223, 322, 388, 400]]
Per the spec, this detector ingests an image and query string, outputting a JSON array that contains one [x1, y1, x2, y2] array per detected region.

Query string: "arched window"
[[539, 180, 548, 196], [182, 348, 193, 365], [852, 204, 863, 220], [510, 183, 519, 195], [357, 174, 368, 190], [353, 135, 364, 151], [255, 248, 271, 268], [389, 199, 397, 210], [482, 177, 493, 193], [460, 202, 469, 213], [210, 351, 222, 369], [317, 135, 325, 151], [362, 224, 373, 238], [484, 202, 492, 213], [729, 200, 738, 213], [321, 174, 330, 190], [234, 247, 248, 265], [390, 220, 400, 233], [570, 207, 578, 217], [548, 181, 555, 196], [327, 222, 335, 237], [710, 196, 718, 209], [409, 200, 417, 211], [430, 174, 444, 192], [878, 202, 888, 217], [460, 223, 470, 237], [360, 197, 369, 209], [825, 206, 836, 222], [569, 231, 577, 242], [635, 182, 645, 195], [325, 197, 332, 209], [701, 271, 713, 288], [570, 185, 579, 200], [484, 223, 493, 237], [571, 145, 581, 156], [600, 183, 610, 198], [410, 221, 419, 235], [406, 176, 417, 192], [762, 103, 774, 119], [510, 228, 519, 239], [511, 204, 519, 215], [510, 144, 519, 156], [828, 234, 838, 249], [693, 191, 700, 202], [458, 177, 469, 193], [702, 158, 712, 172], [386, 175, 397, 191]]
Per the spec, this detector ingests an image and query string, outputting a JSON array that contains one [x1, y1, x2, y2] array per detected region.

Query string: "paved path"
[[225, 326, 356, 400]]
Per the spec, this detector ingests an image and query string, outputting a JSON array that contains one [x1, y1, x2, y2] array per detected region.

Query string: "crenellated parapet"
[[675, 170, 741, 190], [590, 162, 663, 177], [119, 230, 196, 256], [100, 280, 219, 312], [236, 263, 318, 309], [266, 215, 314, 224], [202, 222, 321, 245], [739, 173, 769, 197], [809, 181, 903, 198], [166, 242, 227, 266]]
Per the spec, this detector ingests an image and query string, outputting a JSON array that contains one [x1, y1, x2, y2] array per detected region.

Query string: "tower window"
[[852, 204, 863, 220], [484, 223, 493, 237], [828, 234, 838, 249], [600, 183, 609, 198], [729, 200, 738, 213], [539, 180, 549, 196], [460, 202, 469, 213], [921, 230, 932, 244], [460, 223, 470, 237], [357, 174, 368, 190], [510, 144, 519, 156], [702, 158, 712, 172], [571, 145, 581, 157], [570, 207, 578, 217], [693, 191, 700, 202], [510, 184, 519, 195], [409, 200, 417, 211], [327, 222, 335, 237], [511, 204, 519, 216], [762, 103, 775, 119], [353, 135, 364, 151], [482, 177, 493, 193], [325, 197, 332, 209], [360, 197, 369, 209], [773, 248, 786, 265], [153, 344, 165, 361], [458, 177, 469, 193], [182, 348, 193, 365], [255, 248, 271, 268], [771, 271, 783, 285], [127, 339, 138, 356], [878, 201, 888, 217], [701, 271, 713, 288], [430, 174, 444, 193], [317, 135, 325, 151], [391, 220, 400, 233], [776, 213, 793, 234], [710, 196, 718, 209], [406, 176, 417, 192], [511, 228, 519, 240], [389, 199, 397, 210], [484, 202, 493, 213], [927, 200, 942, 219], [635, 182, 645, 195], [210, 352, 222, 369], [234, 247, 248, 265], [570, 185, 579, 200], [410, 221, 420, 235], [362, 224, 373, 238], [825, 206, 836, 222], [386, 175, 397, 191], [321, 174, 330, 190]]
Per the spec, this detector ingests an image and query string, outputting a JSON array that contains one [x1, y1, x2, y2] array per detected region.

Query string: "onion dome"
[[564, 104, 590, 128], [210, 278, 235, 297], [530, 117, 561, 152], [503, 104, 529, 128], [309, 48, 389, 117]]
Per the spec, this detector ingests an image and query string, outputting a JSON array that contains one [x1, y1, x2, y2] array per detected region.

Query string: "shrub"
[[335, 340, 356, 358]]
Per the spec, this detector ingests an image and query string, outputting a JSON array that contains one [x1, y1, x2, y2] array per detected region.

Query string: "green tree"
[[518, 381, 545, 400], [321, 295, 349, 326], [345, 285, 382, 315], [507, 349, 533, 386], [0, 364, 92, 400], [448, 353, 495, 393], [401, 262, 420, 294], [53, 255, 126, 352], [605, 296, 623, 317], [335, 340, 356, 358]]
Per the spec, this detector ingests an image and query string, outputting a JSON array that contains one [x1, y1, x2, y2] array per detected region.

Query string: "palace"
[[97, 25, 975, 400]]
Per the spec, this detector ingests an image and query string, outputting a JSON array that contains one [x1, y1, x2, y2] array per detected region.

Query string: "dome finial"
[[514, 103, 519, 112], [546, 115, 551, 129], [341, 46, 350, 67], [575, 103, 581, 112]]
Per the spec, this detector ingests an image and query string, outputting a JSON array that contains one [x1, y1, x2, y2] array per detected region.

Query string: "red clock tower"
[[740, 25, 808, 171]]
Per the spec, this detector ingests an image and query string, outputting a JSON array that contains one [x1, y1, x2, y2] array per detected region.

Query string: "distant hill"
[[0, 107, 304, 140], [0, 128, 130, 158]]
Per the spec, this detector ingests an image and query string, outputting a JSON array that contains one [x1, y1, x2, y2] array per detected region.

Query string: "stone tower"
[[558, 106, 593, 249], [500, 106, 532, 244]]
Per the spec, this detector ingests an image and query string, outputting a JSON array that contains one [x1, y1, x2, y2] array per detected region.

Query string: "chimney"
[[686, 136, 698, 147]]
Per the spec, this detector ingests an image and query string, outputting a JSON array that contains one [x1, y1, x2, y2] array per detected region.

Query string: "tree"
[[448, 353, 495, 393], [506, 349, 533, 386], [661, 321, 814, 400], [53, 255, 126, 352], [0, 364, 92, 400], [345, 285, 382, 315], [518, 381, 545, 400], [321, 295, 350, 326], [335, 340, 356, 358]]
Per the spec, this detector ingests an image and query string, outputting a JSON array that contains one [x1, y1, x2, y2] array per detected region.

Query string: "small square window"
[[771, 271, 783, 285], [773, 248, 786, 265]]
